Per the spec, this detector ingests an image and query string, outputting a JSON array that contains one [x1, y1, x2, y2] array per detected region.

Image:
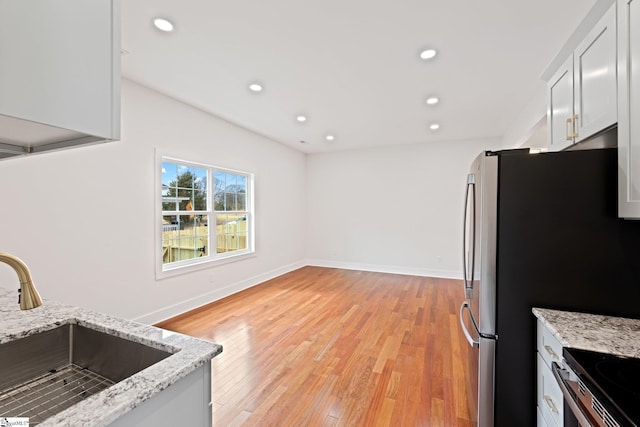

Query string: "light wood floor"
[[157, 266, 473, 426]]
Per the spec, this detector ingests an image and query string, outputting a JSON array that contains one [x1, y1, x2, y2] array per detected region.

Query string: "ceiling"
[[121, 0, 597, 153]]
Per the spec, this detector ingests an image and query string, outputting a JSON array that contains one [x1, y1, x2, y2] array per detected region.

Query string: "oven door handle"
[[551, 362, 595, 427]]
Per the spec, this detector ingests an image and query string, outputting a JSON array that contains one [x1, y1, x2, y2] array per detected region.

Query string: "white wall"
[[305, 138, 498, 278], [0, 79, 307, 323]]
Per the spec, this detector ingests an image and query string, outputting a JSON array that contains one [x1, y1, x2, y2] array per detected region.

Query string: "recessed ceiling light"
[[326, 134, 335, 141], [420, 49, 437, 60], [426, 96, 439, 105], [429, 123, 440, 131], [296, 115, 307, 123], [248, 83, 263, 92], [153, 18, 174, 32]]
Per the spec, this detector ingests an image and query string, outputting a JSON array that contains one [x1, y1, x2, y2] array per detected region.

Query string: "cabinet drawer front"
[[537, 353, 563, 427], [537, 320, 563, 369], [537, 405, 553, 427]]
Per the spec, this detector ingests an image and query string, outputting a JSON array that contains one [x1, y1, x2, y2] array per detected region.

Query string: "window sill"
[[156, 250, 256, 280]]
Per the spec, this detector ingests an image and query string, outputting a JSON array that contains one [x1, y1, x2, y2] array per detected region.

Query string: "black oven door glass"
[[564, 348, 640, 426]]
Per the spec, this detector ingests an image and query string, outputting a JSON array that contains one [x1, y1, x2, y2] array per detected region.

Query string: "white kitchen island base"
[[109, 362, 212, 427]]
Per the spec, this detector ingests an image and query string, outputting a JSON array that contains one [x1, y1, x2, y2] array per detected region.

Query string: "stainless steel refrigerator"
[[459, 146, 640, 426]]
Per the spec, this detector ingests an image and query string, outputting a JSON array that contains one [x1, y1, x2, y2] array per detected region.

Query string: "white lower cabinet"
[[536, 320, 564, 427], [109, 362, 212, 427], [537, 406, 547, 427], [537, 354, 563, 427]]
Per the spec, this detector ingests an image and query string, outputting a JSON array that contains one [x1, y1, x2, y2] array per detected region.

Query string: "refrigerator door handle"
[[459, 301, 480, 347], [462, 173, 476, 299]]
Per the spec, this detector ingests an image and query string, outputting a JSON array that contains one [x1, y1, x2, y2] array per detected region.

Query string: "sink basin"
[[0, 324, 173, 425]]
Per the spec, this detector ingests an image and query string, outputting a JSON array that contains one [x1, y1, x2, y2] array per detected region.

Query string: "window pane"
[[215, 213, 246, 254], [177, 187, 191, 211], [170, 164, 194, 213], [237, 193, 246, 210], [194, 215, 209, 257], [161, 162, 177, 210], [225, 173, 237, 191], [161, 161, 209, 213], [161, 162, 178, 187], [213, 171, 248, 213], [235, 215, 247, 251], [237, 232, 247, 250], [226, 234, 237, 252], [162, 214, 209, 264], [162, 215, 181, 264], [222, 173, 236, 212], [214, 171, 225, 211], [216, 214, 228, 253], [176, 163, 189, 178], [193, 167, 207, 210], [236, 175, 247, 193], [225, 192, 237, 211]]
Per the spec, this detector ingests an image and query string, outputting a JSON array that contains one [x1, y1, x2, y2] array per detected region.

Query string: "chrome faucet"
[[0, 253, 42, 310]]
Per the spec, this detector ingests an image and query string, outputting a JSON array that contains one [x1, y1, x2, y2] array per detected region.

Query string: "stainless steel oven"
[[552, 348, 640, 427]]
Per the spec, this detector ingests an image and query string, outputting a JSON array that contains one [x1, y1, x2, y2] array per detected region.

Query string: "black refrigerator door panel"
[[493, 148, 640, 427]]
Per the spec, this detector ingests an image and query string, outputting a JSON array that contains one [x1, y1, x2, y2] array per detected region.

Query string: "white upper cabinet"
[[547, 57, 575, 152], [574, 5, 617, 142], [546, 1, 617, 152], [0, 0, 120, 160], [617, 0, 640, 218]]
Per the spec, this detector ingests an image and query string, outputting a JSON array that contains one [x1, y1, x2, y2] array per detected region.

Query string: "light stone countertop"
[[533, 307, 640, 358], [0, 287, 222, 426]]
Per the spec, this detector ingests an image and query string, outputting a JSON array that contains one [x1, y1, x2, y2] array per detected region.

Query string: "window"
[[159, 156, 253, 276]]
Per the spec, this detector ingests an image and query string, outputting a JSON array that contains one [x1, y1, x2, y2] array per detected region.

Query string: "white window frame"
[[156, 153, 255, 279]]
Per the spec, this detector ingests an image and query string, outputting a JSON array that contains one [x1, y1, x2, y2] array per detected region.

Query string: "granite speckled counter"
[[533, 307, 640, 358], [0, 287, 222, 426]]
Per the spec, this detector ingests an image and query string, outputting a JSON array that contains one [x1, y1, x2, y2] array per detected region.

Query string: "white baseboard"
[[133, 260, 306, 325], [305, 258, 463, 280]]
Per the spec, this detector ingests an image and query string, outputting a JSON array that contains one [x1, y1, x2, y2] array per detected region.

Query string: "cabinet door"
[[108, 363, 212, 427], [618, 0, 640, 218], [537, 354, 563, 427], [537, 406, 550, 427], [574, 3, 617, 143], [547, 56, 575, 152], [0, 0, 120, 140]]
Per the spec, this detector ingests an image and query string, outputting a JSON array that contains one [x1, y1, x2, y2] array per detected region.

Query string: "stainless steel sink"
[[0, 324, 173, 425]]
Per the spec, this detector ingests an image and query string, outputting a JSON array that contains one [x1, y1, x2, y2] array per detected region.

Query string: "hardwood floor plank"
[[241, 385, 288, 425], [361, 359, 394, 425], [156, 266, 473, 426]]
